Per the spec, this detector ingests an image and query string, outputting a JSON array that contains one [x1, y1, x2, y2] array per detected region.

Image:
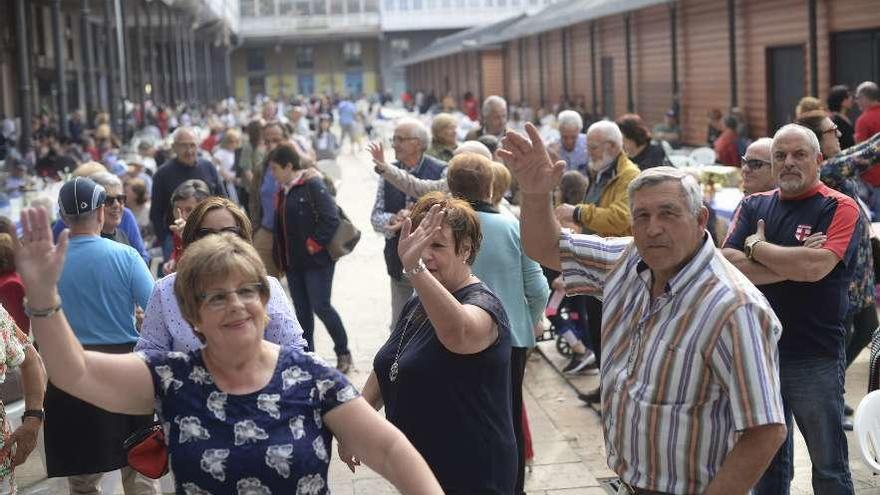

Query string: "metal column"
[[589, 22, 598, 117], [808, 0, 819, 96], [204, 41, 214, 104], [145, 0, 156, 104], [624, 13, 634, 113], [81, 0, 98, 122], [50, 0, 69, 137], [561, 28, 569, 103], [103, 0, 117, 134], [669, 2, 679, 116], [537, 35, 545, 107], [13, 0, 32, 152], [727, 0, 738, 108]]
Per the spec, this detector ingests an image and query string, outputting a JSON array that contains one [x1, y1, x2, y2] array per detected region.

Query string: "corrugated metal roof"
[[398, 0, 671, 66], [396, 13, 528, 66]]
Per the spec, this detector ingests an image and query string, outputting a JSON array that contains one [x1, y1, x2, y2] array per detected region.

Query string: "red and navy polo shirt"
[[723, 183, 860, 359]]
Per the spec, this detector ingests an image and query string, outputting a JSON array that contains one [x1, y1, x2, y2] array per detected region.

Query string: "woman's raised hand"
[[16, 207, 68, 302], [397, 204, 445, 271], [497, 122, 565, 195]]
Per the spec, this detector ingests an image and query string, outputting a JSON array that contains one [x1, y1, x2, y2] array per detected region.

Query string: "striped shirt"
[[560, 231, 784, 494]]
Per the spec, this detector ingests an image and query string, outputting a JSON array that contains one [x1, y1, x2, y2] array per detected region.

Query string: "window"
[[346, 0, 361, 14], [398, 0, 409, 10], [258, 0, 275, 15], [343, 41, 362, 66], [33, 4, 46, 56], [240, 0, 257, 15], [412, 0, 423, 9], [313, 0, 327, 14], [296, 47, 314, 69], [391, 38, 410, 58], [364, 0, 379, 12], [468, 0, 479, 7], [278, 0, 296, 14], [384, 0, 395, 10], [246, 48, 266, 72], [248, 76, 266, 97], [441, 0, 451, 7]]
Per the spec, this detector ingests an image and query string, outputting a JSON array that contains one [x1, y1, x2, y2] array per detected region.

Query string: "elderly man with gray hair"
[[550, 110, 589, 174], [499, 122, 787, 495], [368, 118, 447, 329], [723, 123, 859, 495], [465, 95, 509, 141]]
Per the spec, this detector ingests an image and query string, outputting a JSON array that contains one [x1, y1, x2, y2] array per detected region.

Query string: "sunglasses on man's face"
[[104, 195, 127, 206], [741, 157, 771, 170], [195, 226, 242, 240]]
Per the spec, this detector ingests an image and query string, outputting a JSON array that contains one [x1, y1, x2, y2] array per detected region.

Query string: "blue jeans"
[[286, 263, 349, 356], [754, 355, 853, 495]]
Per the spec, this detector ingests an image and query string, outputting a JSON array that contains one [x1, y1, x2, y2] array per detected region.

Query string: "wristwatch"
[[22, 409, 44, 422], [403, 260, 428, 279], [744, 238, 763, 261]]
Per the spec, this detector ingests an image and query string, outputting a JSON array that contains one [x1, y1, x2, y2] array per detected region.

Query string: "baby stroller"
[[536, 287, 584, 358]]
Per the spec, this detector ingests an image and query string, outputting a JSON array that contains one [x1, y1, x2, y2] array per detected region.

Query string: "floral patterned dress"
[[0, 305, 28, 484], [138, 346, 359, 494]]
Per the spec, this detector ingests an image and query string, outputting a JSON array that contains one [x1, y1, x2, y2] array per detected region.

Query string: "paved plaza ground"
[[16, 145, 880, 494]]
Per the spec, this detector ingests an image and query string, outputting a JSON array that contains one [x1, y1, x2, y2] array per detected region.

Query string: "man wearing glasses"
[[741, 138, 776, 196], [44, 177, 158, 495], [368, 118, 447, 329]]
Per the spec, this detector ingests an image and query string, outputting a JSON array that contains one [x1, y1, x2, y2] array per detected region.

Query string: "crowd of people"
[[0, 77, 876, 494]]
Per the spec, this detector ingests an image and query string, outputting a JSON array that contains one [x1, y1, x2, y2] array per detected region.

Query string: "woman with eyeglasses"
[[136, 197, 307, 353], [15, 209, 443, 494], [269, 144, 352, 373]]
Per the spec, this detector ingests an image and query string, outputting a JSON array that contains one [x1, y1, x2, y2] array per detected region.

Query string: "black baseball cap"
[[58, 177, 106, 216]]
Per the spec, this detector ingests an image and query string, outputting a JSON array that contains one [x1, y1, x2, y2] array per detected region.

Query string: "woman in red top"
[[0, 233, 27, 333], [713, 115, 741, 166]]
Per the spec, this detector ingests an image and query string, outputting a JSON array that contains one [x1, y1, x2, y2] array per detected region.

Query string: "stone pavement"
[[15, 143, 880, 493]]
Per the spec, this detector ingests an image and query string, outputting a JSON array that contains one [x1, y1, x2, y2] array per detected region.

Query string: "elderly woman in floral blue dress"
[[13, 207, 442, 494]]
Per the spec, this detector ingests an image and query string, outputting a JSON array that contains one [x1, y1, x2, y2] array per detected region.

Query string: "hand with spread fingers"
[[497, 122, 566, 195], [397, 203, 445, 271], [367, 142, 389, 173], [15, 207, 68, 303]]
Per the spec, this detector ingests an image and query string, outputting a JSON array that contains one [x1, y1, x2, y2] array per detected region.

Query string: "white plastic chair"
[[689, 147, 717, 166], [855, 389, 880, 474], [667, 155, 694, 168]]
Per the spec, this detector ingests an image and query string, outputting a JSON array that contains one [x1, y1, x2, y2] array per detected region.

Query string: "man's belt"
[[618, 481, 675, 495]]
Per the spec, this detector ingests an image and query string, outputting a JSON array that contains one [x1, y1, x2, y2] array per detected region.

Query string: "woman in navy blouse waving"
[[13, 207, 442, 494]]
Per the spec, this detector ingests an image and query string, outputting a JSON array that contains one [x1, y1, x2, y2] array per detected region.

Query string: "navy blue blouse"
[[139, 346, 359, 494], [374, 282, 517, 494]]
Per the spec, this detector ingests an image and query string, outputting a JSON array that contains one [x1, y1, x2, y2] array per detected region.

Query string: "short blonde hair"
[[174, 234, 270, 330], [73, 161, 107, 177], [796, 96, 826, 119], [431, 113, 457, 145], [490, 162, 511, 205], [221, 128, 241, 147]]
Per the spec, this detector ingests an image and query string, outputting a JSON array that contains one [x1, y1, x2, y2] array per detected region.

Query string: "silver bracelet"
[[23, 298, 63, 319], [402, 259, 428, 279]]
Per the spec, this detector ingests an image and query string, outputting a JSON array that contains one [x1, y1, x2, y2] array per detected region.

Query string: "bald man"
[[150, 127, 224, 259], [723, 124, 858, 494], [741, 138, 776, 195]]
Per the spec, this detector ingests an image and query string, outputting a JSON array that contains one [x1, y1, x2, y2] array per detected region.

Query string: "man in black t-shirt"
[[150, 128, 224, 259], [723, 123, 858, 495]]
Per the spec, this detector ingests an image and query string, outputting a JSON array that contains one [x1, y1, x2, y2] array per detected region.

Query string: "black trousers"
[[511, 346, 528, 495], [584, 296, 603, 367]]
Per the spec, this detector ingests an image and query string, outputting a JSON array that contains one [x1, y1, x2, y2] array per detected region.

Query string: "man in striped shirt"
[[499, 123, 786, 495]]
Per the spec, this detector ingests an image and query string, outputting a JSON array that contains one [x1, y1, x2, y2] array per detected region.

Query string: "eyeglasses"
[[195, 226, 242, 240], [392, 135, 418, 144], [823, 124, 842, 139], [199, 283, 264, 311], [741, 157, 771, 170], [104, 195, 127, 206]]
